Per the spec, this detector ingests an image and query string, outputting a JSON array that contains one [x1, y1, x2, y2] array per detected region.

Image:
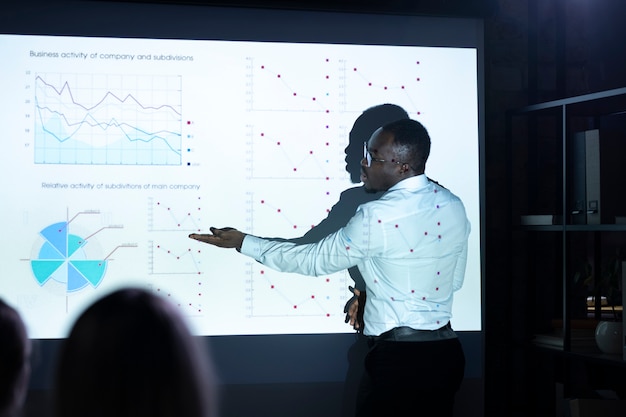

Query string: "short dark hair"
[[54, 288, 217, 417], [382, 119, 431, 173], [0, 298, 30, 416]]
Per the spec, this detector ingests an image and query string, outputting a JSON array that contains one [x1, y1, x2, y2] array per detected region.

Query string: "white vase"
[[594, 320, 623, 354]]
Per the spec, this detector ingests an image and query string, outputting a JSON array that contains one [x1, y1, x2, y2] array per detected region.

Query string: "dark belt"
[[370, 323, 457, 343]]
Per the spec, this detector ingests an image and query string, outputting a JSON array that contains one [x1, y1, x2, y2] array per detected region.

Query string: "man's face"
[[360, 129, 403, 192]]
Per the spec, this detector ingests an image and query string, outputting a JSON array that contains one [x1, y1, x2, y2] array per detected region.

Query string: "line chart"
[[33, 73, 183, 165], [246, 263, 348, 318], [147, 196, 204, 233], [246, 54, 424, 116]]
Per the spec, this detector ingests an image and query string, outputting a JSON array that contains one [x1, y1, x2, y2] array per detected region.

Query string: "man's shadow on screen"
[[284, 103, 410, 417]]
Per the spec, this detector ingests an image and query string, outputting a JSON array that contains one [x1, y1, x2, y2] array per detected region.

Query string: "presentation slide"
[[0, 33, 480, 338]]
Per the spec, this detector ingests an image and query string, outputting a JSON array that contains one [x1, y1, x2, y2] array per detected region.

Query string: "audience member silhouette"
[[0, 298, 31, 417], [53, 288, 218, 417]]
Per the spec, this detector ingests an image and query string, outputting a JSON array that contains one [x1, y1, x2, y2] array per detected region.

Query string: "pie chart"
[[30, 222, 107, 292]]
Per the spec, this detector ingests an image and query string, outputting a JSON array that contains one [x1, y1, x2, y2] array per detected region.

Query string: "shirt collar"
[[388, 174, 429, 192]]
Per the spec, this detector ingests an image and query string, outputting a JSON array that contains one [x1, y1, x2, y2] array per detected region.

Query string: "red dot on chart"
[[293, 168, 297, 171], [261, 133, 265, 136], [384, 86, 388, 90], [368, 82, 372, 86], [311, 295, 315, 299], [416, 61, 420, 64], [353, 67, 357, 71], [326, 75, 329, 79], [309, 150, 313, 154], [187, 121, 191, 125], [277, 141, 281, 145], [271, 285, 275, 288], [326, 177, 330, 180], [312, 97, 316, 101], [261, 200, 265, 204], [401, 86, 405, 89], [277, 209, 281, 213], [261, 270, 265, 274], [277, 74, 281, 78], [326, 58, 329, 62], [326, 278, 330, 282], [416, 78, 421, 81], [326, 313, 330, 317], [293, 225, 297, 229], [261, 65, 265, 69], [293, 305, 298, 309], [293, 92, 297, 96], [310, 224, 315, 229]]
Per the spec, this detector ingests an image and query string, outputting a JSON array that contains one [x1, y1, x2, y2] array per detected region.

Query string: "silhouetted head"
[[54, 288, 217, 417], [345, 104, 409, 183], [0, 298, 30, 417]]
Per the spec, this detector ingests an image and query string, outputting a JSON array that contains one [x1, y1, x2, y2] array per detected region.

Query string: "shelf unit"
[[507, 87, 626, 415]]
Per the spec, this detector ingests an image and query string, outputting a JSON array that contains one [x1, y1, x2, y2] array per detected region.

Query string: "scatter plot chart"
[[28, 210, 136, 293], [150, 275, 205, 317], [247, 57, 338, 112], [245, 116, 346, 180], [147, 196, 203, 232], [247, 186, 342, 238], [34, 73, 183, 165], [341, 58, 423, 115], [248, 264, 348, 319], [149, 240, 204, 276]]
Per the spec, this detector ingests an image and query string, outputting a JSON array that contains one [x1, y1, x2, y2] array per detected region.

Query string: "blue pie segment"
[[31, 221, 108, 292]]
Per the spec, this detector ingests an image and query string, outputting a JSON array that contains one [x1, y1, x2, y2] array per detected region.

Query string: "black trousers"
[[355, 337, 465, 417]]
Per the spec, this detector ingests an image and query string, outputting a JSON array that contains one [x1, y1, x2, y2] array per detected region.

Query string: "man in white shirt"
[[190, 118, 470, 417]]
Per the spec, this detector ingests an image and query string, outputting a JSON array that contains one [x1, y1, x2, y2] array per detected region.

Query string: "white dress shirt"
[[240, 174, 470, 336]]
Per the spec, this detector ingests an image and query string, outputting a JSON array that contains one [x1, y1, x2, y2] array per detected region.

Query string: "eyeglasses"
[[363, 142, 404, 167]]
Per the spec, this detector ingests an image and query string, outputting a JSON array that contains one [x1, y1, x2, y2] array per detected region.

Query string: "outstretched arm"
[[189, 227, 246, 250]]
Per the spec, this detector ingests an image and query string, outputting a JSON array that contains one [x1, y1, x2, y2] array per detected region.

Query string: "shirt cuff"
[[240, 234, 264, 259]]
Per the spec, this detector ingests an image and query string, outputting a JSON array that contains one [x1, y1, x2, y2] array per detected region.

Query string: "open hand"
[[189, 227, 245, 250]]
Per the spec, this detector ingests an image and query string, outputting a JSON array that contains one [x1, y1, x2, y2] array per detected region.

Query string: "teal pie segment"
[[31, 221, 108, 292]]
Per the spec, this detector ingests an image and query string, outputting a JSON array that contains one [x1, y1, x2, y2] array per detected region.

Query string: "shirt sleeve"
[[452, 218, 471, 292], [239, 207, 374, 276]]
